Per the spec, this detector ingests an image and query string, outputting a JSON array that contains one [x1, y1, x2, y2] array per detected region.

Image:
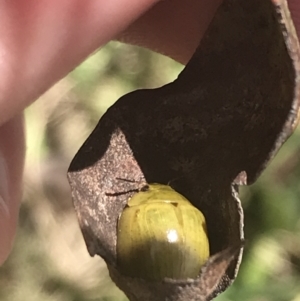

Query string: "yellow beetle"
[[117, 183, 210, 281]]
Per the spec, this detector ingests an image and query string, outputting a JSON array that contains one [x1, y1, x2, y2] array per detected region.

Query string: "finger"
[[0, 0, 159, 125], [121, 0, 300, 64], [0, 115, 25, 265]]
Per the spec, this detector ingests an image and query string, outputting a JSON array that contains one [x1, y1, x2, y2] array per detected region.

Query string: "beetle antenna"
[[167, 174, 186, 187], [116, 177, 138, 183], [105, 177, 148, 196], [105, 188, 139, 197]]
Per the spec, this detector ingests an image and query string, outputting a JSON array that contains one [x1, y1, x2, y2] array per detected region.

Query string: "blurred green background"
[[1, 41, 300, 301]]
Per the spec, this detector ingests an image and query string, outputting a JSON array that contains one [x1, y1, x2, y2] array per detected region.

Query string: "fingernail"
[[0, 152, 9, 217]]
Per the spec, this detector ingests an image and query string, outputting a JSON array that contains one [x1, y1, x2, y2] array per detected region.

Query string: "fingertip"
[[288, 0, 300, 37], [117, 0, 222, 64]]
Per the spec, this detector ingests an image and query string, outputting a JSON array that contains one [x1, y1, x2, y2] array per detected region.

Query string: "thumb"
[[0, 0, 159, 125]]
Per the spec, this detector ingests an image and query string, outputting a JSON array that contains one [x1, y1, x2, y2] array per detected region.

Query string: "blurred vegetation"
[[0, 41, 300, 301]]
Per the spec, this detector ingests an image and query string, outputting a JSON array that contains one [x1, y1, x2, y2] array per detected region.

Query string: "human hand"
[[0, 0, 299, 266]]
